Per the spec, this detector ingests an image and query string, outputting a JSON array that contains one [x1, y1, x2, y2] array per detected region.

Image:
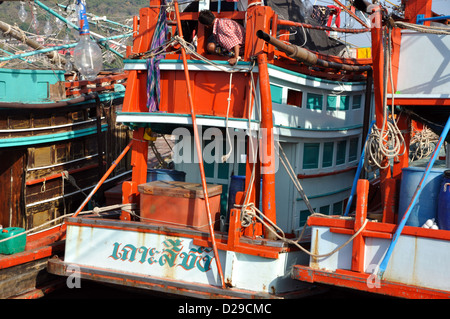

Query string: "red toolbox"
[[138, 181, 222, 232]]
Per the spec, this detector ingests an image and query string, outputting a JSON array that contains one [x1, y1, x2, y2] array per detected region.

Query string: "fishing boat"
[[290, 0, 450, 299], [46, 0, 377, 298], [0, 0, 132, 298]]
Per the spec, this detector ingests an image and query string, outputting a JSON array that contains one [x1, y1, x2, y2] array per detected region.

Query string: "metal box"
[[138, 181, 222, 232]]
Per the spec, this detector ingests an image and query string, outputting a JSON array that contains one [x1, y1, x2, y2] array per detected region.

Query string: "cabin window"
[[238, 162, 246, 176], [336, 140, 347, 165], [270, 84, 283, 104], [322, 142, 334, 168], [299, 209, 312, 226], [352, 94, 362, 109], [340, 96, 350, 110], [326, 95, 338, 110], [319, 205, 330, 215], [204, 162, 215, 178], [349, 137, 359, 162], [303, 143, 320, 169], [218, 162, 229, 179], [32, 146, 53, 168], [333, 201, 343, 214], [220, 183, 228, 214], [306, 93, 322, 110], [287, 89, 303, 108]]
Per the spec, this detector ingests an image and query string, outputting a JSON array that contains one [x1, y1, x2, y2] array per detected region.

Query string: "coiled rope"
[[364, 26, 406, 172]]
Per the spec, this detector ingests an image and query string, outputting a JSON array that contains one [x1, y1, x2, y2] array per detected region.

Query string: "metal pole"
[[378, 114, 450, 279], [0, 19, 67, 65], [173, 0, 226, 289], [0, 33, 131, 62], [256, 30, 372, 72], [257, 53, 277, 240]]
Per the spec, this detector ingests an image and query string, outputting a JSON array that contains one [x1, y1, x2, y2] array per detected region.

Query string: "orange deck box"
[[138, 181, 222, 232]]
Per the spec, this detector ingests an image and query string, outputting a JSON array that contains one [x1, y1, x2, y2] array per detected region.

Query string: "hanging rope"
[[409, 126, 439, 161], [276, 141, 315, 215], [364, 26, 406, 172], [236, 201, 369, 258]]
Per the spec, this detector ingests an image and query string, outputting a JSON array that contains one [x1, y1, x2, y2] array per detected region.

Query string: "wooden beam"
[[0, 19, 66, 66]]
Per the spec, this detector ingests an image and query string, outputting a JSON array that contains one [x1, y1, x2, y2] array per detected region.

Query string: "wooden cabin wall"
[[0, 99, 131, 231], [0, 149, 26, 229]]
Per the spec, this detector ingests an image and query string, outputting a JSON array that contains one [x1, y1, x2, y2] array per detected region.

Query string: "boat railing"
[[64, 72, 128, 97], [159, 2, 373, 82]]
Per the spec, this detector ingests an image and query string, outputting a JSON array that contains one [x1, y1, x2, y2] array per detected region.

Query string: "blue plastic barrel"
[[437, 170, 450, 230], [398, 167, 446, 227], [147, 169, 186, 182], [227, 175, 262, 216], [228, 175, 246, 214]]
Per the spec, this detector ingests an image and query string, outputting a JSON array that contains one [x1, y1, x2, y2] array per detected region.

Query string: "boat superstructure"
[[0, 0, 133, 298], [46, 0, 379, 298], [291, 0, 450, 299]]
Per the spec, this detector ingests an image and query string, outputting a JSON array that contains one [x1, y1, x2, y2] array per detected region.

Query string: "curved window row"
[[270, 85, 364, 111], [302, 137, 360, 170], [307, 92, 362, 111]]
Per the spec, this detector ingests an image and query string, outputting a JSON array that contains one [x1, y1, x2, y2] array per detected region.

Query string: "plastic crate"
[[0, 227, 26, 255]]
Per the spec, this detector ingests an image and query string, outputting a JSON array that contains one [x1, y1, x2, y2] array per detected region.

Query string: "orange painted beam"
[[257, 53, 277, 240], [293, 265, 450, 299], [403, 0, 433, 25], [351, 179, 369, 273]]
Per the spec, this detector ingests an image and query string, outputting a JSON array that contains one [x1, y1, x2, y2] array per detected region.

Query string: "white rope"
[[237, 202, 369, 258], [0, 203, 136, 244], [364, 27, 406, 171], [222, 71, 234, 163], [409, 126, 439, 161], [395, 21, 450, 35], [276, 141, 315, 215], [173, 35, 252, 73]]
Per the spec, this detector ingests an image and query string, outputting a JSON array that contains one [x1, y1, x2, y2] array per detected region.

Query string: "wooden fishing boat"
[[0, 0, 137, 298], [291, 0, 450, 299], [0, 67, 131, 298], [46, 0, 377, 298]]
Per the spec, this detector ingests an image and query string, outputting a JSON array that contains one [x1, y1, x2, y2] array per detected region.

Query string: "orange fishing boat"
[[292, 0, 450, 299], [0, 0, 131, 298], [46, 0, 382, 299]]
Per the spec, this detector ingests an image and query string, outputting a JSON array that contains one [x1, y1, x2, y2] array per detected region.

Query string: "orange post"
[[257, 53, 277, 240], [403, 0, 432, 25], [173, 1, 226, 289], [122, 128, 148, 221], [351, 179, 369, 273], [382, 178, 396, 224], [73, 140, 134, 217], [370, 6, 393, 220]]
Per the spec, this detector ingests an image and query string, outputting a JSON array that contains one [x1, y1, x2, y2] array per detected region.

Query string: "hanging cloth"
[[147, 0, 168, 112], [311, 5, 331, 26], [326, 5, 341, 28]]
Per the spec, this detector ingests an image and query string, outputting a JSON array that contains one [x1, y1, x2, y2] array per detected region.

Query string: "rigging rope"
[[236, 201, 369, 258], [395, 21, 450, 35]]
